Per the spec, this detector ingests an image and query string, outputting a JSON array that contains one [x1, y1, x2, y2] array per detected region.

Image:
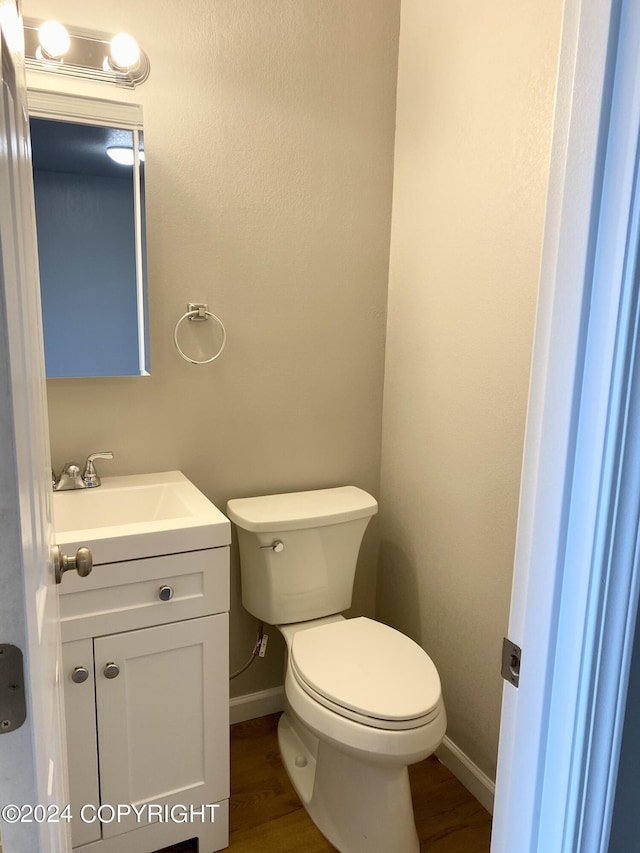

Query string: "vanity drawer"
[[59, 548, 229, 642]]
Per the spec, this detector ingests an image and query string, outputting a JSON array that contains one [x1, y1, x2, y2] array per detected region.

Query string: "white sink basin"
[[54, 471, 230, 564], [55, 481, 194, 531]]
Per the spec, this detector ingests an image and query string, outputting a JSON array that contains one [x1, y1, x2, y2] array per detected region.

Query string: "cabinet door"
[[94, 614, 228, 839], [61, 640, 101, 847]]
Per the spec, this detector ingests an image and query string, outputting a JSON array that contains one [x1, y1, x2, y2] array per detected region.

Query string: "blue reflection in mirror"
[[30, 118, 149, 378]]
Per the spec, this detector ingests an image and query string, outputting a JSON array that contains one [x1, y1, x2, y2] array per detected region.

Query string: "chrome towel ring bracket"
[[173, 302, 227, 365]]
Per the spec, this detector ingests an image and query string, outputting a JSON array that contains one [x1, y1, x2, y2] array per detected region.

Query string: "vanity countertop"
[[53, 470, 230, 565]]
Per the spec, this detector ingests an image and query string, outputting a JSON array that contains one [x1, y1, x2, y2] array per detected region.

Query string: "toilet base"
[[278, 711, 420, 853]]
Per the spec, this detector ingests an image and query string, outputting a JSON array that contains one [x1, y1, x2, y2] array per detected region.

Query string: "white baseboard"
[[436, 736, 495, 814], [229, 686, 285, 725]]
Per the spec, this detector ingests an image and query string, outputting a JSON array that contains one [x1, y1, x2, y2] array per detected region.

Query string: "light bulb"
[[109, 33, 140, 70], [106, 147, 145, 166], [38, 20, 70, 59]]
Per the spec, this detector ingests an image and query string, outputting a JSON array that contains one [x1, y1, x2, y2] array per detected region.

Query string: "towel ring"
[[173, 303, 227, 364]]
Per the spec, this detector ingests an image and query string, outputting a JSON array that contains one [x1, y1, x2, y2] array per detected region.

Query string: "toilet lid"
[[291, 618, 441, 728]]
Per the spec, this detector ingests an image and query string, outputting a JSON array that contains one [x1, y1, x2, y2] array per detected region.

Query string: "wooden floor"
[[161, 712, 492, 852]]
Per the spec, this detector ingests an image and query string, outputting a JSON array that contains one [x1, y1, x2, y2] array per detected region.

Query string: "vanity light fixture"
[[36, 20, 70, 61], [23, 18, 150, 88], [106, 146, 145, 166], [107, 33, 141, 72]]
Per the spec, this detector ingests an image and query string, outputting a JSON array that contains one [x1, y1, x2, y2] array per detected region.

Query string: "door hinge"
[[501, 637, 521, 688], [0, 644, 26, 733]]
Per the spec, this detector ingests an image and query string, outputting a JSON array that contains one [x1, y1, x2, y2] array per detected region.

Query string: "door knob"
[[53, 545, 93, 585], [103, 662, 120, 679]]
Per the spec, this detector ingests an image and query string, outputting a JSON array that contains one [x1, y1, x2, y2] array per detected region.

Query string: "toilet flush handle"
[[260, 540, 284, 553]]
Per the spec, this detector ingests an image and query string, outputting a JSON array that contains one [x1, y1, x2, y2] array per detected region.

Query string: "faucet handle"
[[83, 452, 114, 488]]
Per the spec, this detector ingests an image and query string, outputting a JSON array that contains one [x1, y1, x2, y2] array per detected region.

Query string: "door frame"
[[492, 0, 640, 849]]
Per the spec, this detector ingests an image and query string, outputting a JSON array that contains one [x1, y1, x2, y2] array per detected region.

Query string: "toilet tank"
[[226, 487, 378, 625]]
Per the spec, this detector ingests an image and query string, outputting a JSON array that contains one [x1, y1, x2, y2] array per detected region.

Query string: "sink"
[[54, 471, 230, 564], [54, 482, 195, 531]]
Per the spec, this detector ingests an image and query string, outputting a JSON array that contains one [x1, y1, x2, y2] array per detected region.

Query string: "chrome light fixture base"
[[23, 18, 150, 88]]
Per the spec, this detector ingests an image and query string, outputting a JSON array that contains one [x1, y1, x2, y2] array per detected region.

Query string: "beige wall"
[[27, 0, 565, 784], [379, 0, 563, 779], [26, 0, 400, 696]]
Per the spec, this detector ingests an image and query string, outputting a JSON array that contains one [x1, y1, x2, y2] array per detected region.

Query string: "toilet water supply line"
[[230, 622, 266, 680]]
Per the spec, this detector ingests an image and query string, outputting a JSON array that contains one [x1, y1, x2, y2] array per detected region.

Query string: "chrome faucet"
[[53, 452, 114, 491]]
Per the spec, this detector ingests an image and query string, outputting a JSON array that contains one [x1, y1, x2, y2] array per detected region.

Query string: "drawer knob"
[[158, 585, 174, 602], [103, 662, 120, 679], [71, 666, 89, 684]]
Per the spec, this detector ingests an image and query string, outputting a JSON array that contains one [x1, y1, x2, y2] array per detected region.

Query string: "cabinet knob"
[[71, 666, 89, 684], [158, 585, 174, 602], [103, 662, 120, 679]]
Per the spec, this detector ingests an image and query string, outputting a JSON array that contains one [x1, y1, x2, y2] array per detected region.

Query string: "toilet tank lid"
[[226, 486, 378, 532]]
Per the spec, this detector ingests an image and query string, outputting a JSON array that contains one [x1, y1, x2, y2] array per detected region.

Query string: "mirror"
[[28, 92, 149, 378]]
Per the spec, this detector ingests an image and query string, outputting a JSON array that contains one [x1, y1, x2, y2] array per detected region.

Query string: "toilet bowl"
[[227, 487, 447, 852]]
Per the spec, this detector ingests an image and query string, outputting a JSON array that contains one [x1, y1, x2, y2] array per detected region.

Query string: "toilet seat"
[[290, 617, 442, 731]]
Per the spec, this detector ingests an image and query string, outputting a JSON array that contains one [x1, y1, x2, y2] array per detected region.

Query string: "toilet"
[[226, 486, 446, 853]]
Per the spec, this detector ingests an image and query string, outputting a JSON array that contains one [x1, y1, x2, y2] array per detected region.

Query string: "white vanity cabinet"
[[59, 545, 230, 853]]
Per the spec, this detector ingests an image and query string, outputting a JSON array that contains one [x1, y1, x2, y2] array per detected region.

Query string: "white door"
[[492, 0, 640, 850], [0, 3, 69, 851], [95, 615, 229, 839], [61, 641, 99, 848]]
